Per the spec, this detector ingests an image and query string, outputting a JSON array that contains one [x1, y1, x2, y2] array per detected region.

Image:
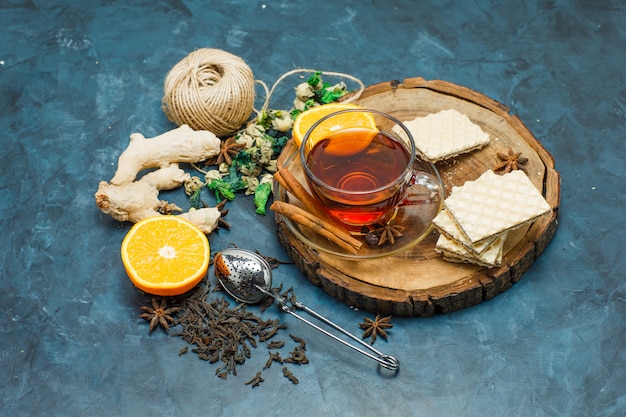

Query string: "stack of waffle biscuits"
[[399, 108, 551, 268], [433, 169, 551, 267]]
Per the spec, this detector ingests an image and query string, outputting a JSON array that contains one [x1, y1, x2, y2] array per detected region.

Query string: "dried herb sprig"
[[192, 71, 351, 218]]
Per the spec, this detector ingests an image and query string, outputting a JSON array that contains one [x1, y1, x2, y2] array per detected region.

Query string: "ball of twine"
[[162, 48, 255, 137]]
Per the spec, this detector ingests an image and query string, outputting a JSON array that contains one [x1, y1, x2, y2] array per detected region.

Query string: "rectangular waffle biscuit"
[[396, 109, 490, 162], [444, 170, 551, 244], [432, 208, 497, 255], [435, 232, 507, 268]]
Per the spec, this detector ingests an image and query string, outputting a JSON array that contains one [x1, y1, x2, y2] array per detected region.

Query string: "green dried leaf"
[[254, 182, 273, 215], [189, 187, 204, 209], [206, 178, 235, 201]]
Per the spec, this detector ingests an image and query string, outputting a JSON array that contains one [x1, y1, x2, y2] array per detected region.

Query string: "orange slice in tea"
[[121, 216, 210, 296], [292, 103, 378, 155]]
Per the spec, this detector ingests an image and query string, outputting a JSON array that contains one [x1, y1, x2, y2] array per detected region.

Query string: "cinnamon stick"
[[274, 169, 330, 222], [270, 201, 362, 254]]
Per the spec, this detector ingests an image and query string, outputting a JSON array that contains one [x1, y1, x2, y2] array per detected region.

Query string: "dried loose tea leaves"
[[170, 283, 289, 379]]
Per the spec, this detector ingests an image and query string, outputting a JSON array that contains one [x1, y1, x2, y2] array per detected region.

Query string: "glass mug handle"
[[400, 171, 443, 207]]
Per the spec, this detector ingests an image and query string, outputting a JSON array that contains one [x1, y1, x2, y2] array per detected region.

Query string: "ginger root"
[[95, 125, 223, 233], [111, 124, 220, 185]]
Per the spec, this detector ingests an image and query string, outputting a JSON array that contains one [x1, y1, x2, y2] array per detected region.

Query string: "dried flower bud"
[[245, 123, 265, 139], [218, 162, 229, 173], [272, 114, 294, 132], [259, 173, 274, 185], [204, 170, 222, 182], [236, 133, 255, 149], [184, 176, 204, 195], [294, 82, 315, 100], [243, 176, 259, 195], [264, 160, 278, 173], [292, 97, 307, 111]]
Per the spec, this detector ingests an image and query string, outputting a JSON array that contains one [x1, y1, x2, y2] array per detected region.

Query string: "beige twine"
[[162, 48, 365, 138], [162, 48, 255, 137], [258, 68, 364, 114]]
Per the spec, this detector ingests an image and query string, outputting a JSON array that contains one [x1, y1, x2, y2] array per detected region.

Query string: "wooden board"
[[273, 77, 561, 317]]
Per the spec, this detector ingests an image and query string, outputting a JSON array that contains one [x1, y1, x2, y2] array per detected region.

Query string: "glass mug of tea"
[[300, 108, 441, 227]]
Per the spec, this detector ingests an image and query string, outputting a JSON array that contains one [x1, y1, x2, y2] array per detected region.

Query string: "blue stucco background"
[[1, 1, 625, 416]]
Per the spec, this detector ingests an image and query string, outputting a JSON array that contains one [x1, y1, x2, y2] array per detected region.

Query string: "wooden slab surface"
[[273, 77, 560, 317]]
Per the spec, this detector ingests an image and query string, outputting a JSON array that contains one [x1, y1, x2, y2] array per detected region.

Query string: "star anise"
[[139, 298, 181, 333], [365, 221, 405, 246], [359, 314, 393, 344], [214, 198, 230, 230], [210, 136, 246, 166], [493, 147, 528, 173]]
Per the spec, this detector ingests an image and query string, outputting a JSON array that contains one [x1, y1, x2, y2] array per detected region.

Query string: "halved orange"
[[121, 216, 210, 296], [292, 103, 378, 155]]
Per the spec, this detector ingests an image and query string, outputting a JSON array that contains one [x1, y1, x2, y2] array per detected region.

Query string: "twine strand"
[[259, 68, 364, 114]]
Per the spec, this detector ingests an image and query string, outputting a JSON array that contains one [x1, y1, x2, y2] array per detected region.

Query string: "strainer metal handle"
[[256, 286, 400, 372]]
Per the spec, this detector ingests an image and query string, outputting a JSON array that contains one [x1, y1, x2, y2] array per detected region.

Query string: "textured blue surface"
[[1, 1, 625, 416]]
